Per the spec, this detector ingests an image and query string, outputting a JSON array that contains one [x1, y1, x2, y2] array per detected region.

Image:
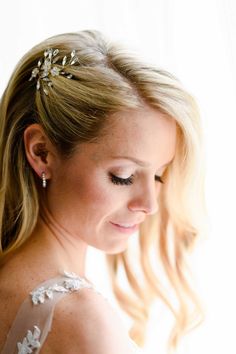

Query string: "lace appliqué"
[[14, 271, 105, 353], [17, 325, 41, 354], [30, 271, 93, 305]]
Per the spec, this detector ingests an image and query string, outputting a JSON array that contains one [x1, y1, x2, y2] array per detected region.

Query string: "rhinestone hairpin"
[[29, 48, 79, 95]]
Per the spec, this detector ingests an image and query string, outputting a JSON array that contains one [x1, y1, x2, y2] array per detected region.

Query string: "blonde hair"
[[0, 30, 207, 352]]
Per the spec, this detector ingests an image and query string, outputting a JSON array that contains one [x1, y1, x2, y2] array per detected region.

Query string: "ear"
[[24, 123, 57, 181]]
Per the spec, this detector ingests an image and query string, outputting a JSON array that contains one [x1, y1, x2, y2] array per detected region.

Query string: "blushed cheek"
[[78, 178, 117, 212], [77, 182, 122, 238]]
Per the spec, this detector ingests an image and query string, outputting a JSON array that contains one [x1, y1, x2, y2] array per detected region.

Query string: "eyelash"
[[109, 173, 164, 186]]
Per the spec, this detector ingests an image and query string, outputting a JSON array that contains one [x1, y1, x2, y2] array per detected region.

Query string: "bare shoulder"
[[41, 287, 134, 354]]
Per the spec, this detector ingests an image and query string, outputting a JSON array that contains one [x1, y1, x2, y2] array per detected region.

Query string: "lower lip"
[[110, 222, 139, 234]]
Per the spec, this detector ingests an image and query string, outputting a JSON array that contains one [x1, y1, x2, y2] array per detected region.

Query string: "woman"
[[0, 30, 207, 353]]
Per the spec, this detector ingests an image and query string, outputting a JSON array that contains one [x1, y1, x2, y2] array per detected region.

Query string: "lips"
[[111, 220, 144, 228], [112, 223, 137, 228], [109, 221, 143, 235]]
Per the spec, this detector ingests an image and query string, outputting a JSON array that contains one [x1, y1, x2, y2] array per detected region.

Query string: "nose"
[[128, 181, 159, 215]]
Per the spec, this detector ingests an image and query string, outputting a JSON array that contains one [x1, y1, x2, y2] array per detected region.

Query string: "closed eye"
[[109, 173, 164, 186]]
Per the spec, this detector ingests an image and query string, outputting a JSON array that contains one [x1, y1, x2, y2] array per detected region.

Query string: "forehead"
[[91, 107, 177, 166]]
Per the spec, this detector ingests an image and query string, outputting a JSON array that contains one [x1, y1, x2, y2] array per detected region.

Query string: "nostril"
[[128, 195, 159, 215]]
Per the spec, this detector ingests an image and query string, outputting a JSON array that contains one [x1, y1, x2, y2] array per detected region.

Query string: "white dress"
[[1, 271, 143, 353]]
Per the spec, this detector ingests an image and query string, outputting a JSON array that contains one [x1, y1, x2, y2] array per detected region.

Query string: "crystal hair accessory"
[[29, 48, 79, 95]]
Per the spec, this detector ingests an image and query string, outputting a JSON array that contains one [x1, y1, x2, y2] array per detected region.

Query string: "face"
[[46, 106, 177, 254]]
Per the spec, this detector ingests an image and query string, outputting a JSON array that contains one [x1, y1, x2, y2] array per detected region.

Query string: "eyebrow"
[[109, 155, 173, 168]]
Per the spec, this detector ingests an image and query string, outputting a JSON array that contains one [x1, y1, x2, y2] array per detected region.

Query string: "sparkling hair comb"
[[29, 48, 79, 95]]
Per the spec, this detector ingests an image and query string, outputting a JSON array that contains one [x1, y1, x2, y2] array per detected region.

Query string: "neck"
[[22, 207, 88, 280]]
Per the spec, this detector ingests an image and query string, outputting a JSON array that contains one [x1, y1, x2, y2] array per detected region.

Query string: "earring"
[[41, 172, 47, 188]]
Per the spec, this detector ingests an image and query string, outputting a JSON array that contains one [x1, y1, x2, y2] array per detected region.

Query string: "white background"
[[1, 1, 236, 353]]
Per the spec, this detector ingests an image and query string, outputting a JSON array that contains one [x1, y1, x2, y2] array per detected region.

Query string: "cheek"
[[75, 175, 117, 211]]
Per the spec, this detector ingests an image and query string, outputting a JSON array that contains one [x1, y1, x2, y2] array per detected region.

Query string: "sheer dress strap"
[[1, 271, 95, 354], [1, 270, 143, 354]]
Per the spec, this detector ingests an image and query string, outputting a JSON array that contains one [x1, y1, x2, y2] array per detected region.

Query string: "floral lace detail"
[[17, 325, 41, 354], [63, 271, 91, 291], [30, 271, 93, 305]]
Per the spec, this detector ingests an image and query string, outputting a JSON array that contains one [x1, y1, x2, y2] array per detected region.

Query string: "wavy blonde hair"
[[0, 30, 207, 352]]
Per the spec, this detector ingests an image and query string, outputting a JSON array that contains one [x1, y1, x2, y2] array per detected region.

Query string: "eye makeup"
[[109, 173, 164, 186]]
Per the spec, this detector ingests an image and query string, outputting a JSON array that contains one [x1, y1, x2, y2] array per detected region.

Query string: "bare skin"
[[0, 105, 177, 353]]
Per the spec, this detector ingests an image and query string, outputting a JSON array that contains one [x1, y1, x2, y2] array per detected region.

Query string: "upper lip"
[[111, 220, 144, 226]]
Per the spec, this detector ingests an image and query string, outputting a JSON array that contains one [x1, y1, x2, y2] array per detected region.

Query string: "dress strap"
[[1, 271, 95, 354]]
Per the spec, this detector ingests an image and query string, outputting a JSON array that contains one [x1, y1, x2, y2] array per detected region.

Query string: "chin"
[[105, 243, 128, 255], [93, 241, 128, 255]]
